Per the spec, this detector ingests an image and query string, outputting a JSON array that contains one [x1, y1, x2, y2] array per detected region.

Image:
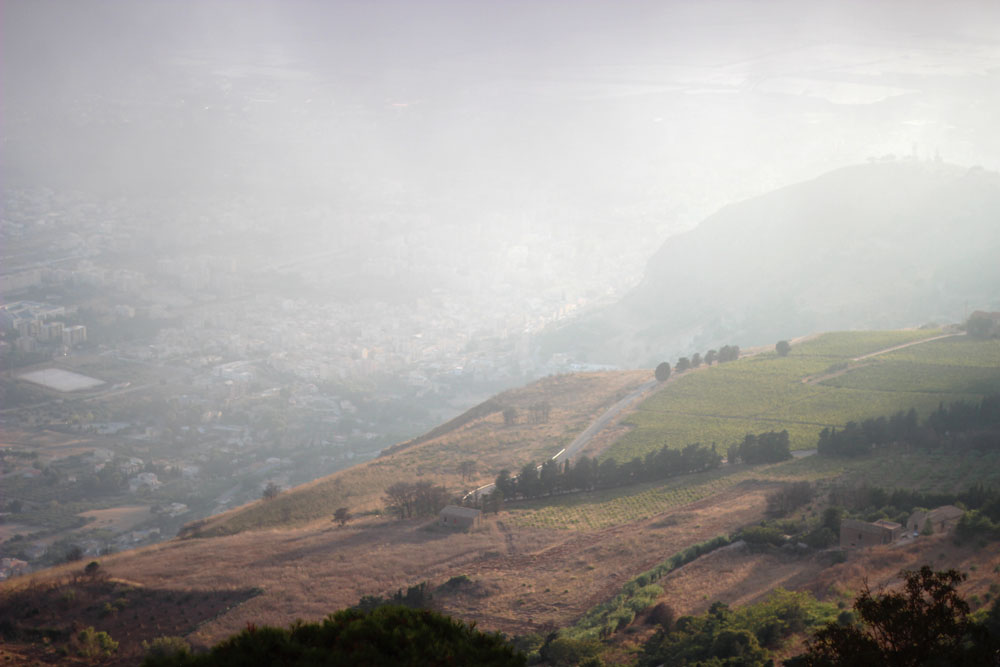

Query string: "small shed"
[[439, 505, 482, 531], [840, 518, 903, 549], [908, 505, 964, 535]]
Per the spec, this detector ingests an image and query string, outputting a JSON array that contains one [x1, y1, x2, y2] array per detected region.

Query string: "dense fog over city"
[[2, 1, 1000, 562], [6, 0, 1000, 317]]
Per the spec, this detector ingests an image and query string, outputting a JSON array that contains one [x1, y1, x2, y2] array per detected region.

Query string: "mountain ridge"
[[544, 161, 1000, 367]]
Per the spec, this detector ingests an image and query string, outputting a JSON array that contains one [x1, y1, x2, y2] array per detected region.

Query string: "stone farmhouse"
[[908, 505, 965, 535], [840, 518, 904, 549], [438, 505, 482, 531]]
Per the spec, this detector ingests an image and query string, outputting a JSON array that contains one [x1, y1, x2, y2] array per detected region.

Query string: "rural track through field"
[[496, 520, 517, 555], [554, 378, 660, 463], [802, 332, 963, 385], [467, 377, 663, 500]]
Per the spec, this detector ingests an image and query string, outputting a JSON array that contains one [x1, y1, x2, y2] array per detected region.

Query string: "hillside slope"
[[5, 329, 1000, 664], [546, 161, 1000, 367], [184, 370, 651, 537]]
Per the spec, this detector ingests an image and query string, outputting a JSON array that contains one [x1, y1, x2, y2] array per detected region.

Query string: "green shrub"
[[77, 626, 118, 658], [140, 606, 524, 666], [569, 535, 730, 640], [740, 524, 786, 546], [540, 635, 602, 667], [142, 636, 191, 664]]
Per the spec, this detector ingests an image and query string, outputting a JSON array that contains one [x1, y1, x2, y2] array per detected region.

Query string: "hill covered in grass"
[[604, 329, 1000, 463], [186, 329, 1000, 538], [183, 370, 651, 537], [545, 161, 1000, 367]]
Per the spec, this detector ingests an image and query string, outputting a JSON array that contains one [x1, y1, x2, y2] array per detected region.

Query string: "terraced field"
[[506, 447, 1000, 531], [607, 330, 1000, 462]]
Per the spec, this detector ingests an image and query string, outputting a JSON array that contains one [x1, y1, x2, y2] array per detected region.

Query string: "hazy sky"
[[4, 0, 1000, 300]]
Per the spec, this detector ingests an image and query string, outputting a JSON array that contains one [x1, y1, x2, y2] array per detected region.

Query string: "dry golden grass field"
[[3, 332, 999, 664]]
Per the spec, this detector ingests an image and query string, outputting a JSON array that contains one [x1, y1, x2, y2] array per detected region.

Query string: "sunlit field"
[[606, 330, 997, 461]]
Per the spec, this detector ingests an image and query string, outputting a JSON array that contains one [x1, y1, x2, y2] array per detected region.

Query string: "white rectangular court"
[[18, 368, 105, 392]]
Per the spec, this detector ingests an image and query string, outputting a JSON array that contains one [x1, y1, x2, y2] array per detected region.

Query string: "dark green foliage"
[[572, 536, 732, 639], [655, 361, 671, 381], [355, 582, 433, 612], [776, 340, 792, 356], [675, 357, 692, 373], [740, 524, 787, 547], [830, 483, 1000, 533], [76, 626, 118, 658], [640, 590, 834, 667], [501, 441, 722, 501], [795, 566, 1000, 666], [539, 635, 602, 666], [966, 312, 996, 339], [766, 481, 814, 516], [802, 526, 838, 549], [732, 430, 792, 464], [646, 602, 676, 630], [142, 606, 525, 667], [142, 636, 191, 664], [495, 469, 515, 499], [383, 481, 450, 519], [718, 345, 740, 363], [955, 510, 1000, 543], [439, 574, 472, 591], [818, 395, 1000, 458]]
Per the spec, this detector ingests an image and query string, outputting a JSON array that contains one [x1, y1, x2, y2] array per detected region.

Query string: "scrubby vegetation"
[[141, 606, 525, 666], [791, 567, 1000, 666], [568, 536, 733, 641], [640, 589, 837, 666], [354, 582, 434, 612]]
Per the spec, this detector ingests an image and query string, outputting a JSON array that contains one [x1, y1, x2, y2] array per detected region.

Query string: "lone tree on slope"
[[776, 340, 792, 357], [262, 482, 281, 501], [655, 362, 671, 382]]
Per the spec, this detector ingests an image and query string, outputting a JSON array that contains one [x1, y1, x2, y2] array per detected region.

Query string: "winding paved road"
[[553, 378, 659, 463], [467, 377, 662, 499]]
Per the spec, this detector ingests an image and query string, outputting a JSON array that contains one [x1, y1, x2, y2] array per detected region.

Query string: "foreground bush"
[[142, 605, 524, 667], [791, 566, 1000, 666]]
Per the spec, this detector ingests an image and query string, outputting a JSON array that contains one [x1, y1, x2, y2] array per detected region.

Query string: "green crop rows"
[[820, 361, 1000, 395], [882, 336, 1000, 367], [794, 329, 943, 358], [507, 447, 1000, 531], [606, 330, 996, 463], [506, 466, 759, 531]]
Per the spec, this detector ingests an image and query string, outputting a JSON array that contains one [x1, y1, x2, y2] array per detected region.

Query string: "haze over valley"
[[2, 2, 1000, 665]]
